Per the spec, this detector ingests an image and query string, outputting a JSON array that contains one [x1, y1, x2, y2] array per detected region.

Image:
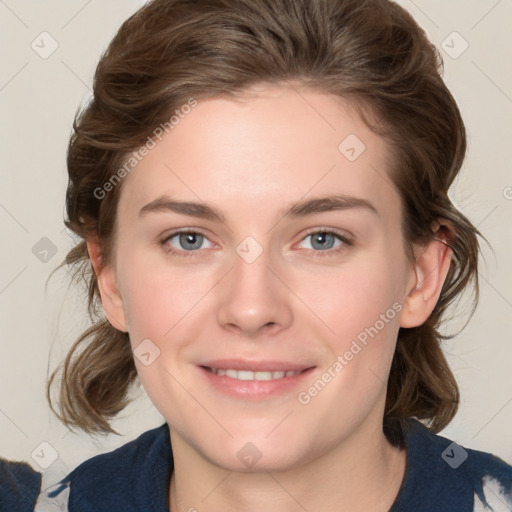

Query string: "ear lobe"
[[87, 238, 128, 333], [400, 235, 452, 329]]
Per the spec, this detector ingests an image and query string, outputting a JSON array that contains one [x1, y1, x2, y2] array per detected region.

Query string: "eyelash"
[[160, 227, 353, 259]]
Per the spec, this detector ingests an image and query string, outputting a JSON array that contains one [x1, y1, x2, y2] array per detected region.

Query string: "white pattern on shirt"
[[473, 475, 512, 511]]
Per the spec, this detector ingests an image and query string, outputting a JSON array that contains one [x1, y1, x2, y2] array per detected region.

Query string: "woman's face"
[[103, 84, 419, 471]]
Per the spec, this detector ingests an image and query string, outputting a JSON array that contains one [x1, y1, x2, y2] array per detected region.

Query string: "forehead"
[[117, 84, 400, 224]]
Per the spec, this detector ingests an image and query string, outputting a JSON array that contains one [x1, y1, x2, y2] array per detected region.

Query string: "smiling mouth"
[[203, 367, 307, 381]]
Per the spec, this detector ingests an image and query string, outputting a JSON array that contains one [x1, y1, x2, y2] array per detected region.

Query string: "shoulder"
[[49, 423, 172, 512], [392, 419, 512, 512], [0, 458, 41, 512]]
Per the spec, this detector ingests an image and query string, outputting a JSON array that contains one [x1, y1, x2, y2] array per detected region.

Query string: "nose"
[[216, 245, 293, 338]]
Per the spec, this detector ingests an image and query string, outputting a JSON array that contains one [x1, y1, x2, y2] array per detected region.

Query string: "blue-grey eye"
[[300, 231, 344, 251], [166, 231, 212, 251]]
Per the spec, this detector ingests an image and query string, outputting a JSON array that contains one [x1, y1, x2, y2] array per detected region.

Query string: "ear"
[[400, 224, 453, 328], [87, 237, 128, 333]]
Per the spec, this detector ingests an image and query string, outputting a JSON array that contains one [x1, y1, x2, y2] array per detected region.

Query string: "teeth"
[[238, 370, 254, 381], [210, 368, 302, 380]]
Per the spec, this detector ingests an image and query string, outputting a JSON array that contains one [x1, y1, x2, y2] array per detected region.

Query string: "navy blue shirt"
[[3, 418, 511, 511], [0, 459, 41, 512]]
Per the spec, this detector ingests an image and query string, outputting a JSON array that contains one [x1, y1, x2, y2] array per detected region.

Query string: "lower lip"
[[198, 366, 315, 400]]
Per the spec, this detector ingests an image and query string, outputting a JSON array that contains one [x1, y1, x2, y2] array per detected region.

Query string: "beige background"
[[0, 0, 511, 482]]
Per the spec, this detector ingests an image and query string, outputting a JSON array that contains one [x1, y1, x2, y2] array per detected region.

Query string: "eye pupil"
[[311, 232, 335, 250], [180, 232, 203, 250]]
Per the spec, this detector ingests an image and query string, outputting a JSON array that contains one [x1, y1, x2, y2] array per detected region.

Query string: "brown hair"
[[48, 0, 482, 437]]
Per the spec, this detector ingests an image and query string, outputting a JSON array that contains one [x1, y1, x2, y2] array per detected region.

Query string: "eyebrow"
[[138, 194, 379, 222]]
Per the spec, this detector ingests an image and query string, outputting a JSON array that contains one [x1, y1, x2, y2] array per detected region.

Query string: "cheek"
[[118, 251, 212, 344], [297, 251, 407, 408], [296, 266, 404, 416], [300, 256, 405, 341], [116, 256, 211, 410]]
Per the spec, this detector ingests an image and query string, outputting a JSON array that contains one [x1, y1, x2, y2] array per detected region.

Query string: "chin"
[[195, 429, 313, 473], [212, 445, 307, 473]]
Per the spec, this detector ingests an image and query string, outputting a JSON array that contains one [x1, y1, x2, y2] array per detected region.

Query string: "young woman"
[[2, 0, 510, 510]]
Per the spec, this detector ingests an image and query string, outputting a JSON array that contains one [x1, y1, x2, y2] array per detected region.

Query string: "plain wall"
[[0, 0, 511, 483]]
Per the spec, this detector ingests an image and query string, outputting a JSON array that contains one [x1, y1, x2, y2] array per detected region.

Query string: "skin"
[[89, 82, 452, 512]]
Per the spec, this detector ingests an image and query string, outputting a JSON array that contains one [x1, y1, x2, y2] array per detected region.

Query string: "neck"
[[169, 416, 406, 512]]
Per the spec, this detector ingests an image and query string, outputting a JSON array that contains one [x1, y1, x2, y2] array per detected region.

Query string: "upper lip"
[[199, 359, 315, 372]]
